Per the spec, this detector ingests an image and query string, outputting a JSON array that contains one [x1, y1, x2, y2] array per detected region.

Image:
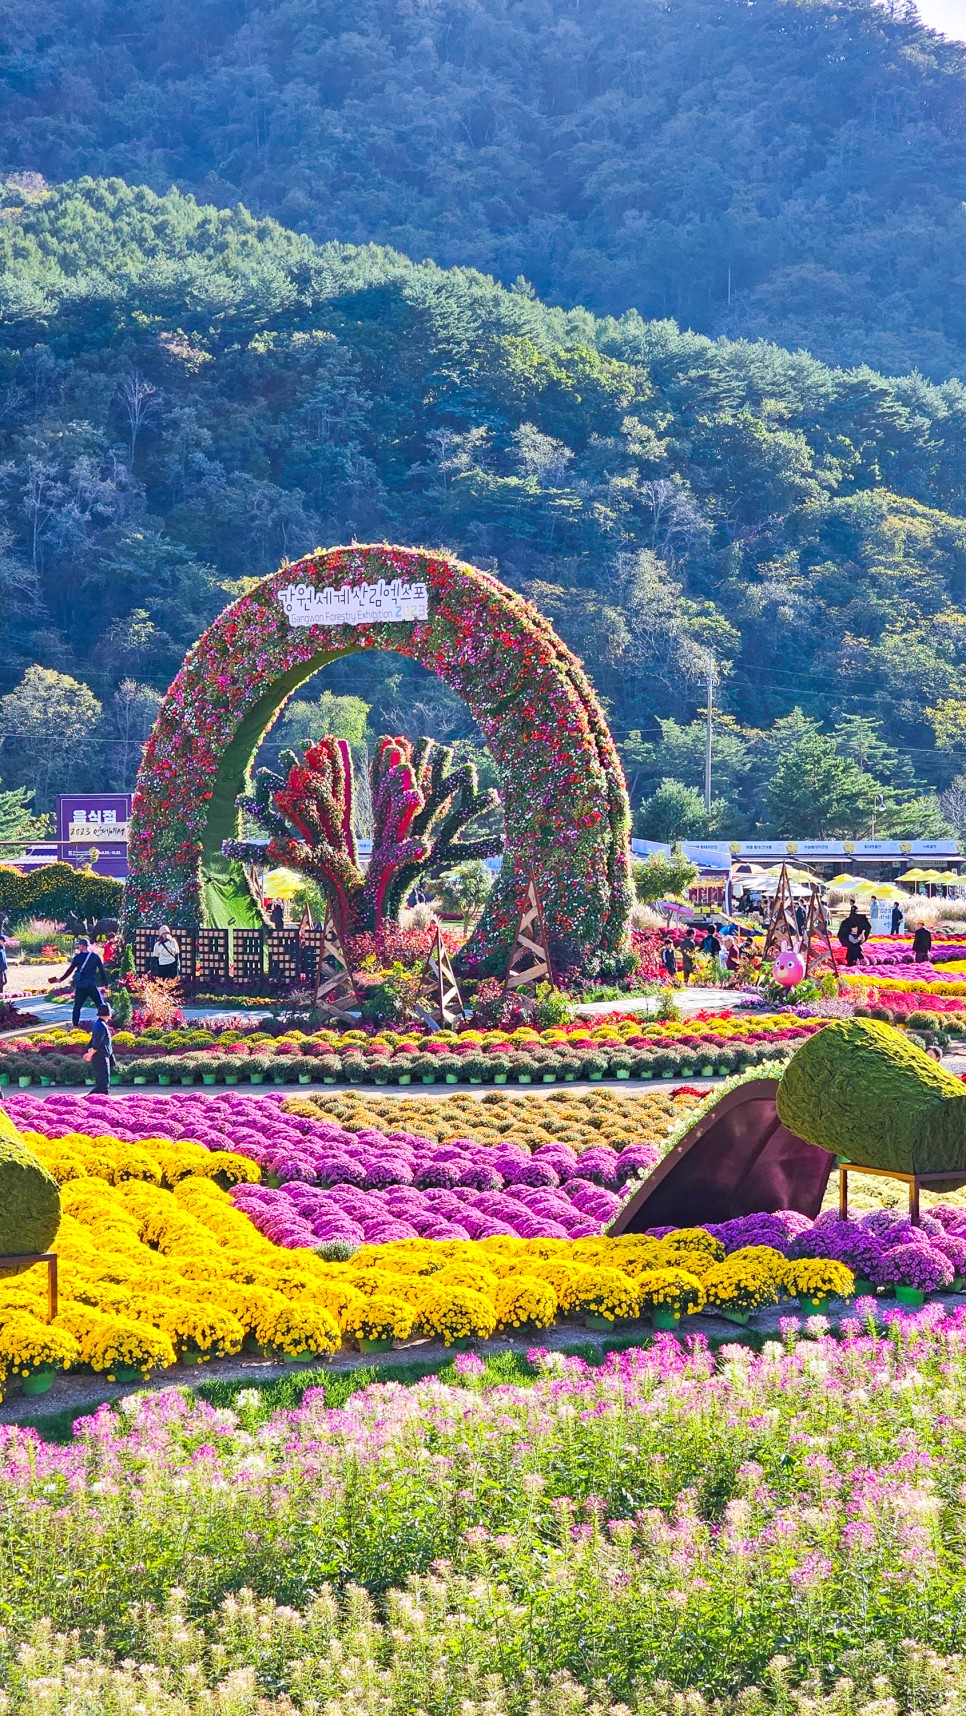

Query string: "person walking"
[[794, 900, 807, 935], [679, 929, 697, 984], [0, 934, 8, 995], [912, 923, 933, 963], [270, 903, 285, 933], [700, 925, 722, 959], [150, 925, 181, 979], [837, 899, 871, 968], [890, 901, 904, 936], [660, 936, 677, 980], [84, 1002, 115, 1096], [59, 937, 107, 1028]]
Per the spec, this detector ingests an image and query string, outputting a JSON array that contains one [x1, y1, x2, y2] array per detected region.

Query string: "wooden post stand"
[[838, 1162, 964, 1226], [503, 873, 555, 993], [0, 1253, 57, 1321]]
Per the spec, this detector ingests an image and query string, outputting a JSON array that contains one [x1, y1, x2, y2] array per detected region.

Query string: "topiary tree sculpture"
[[224, 734, 500, 941], [776, 1018, 966, 1178], [0, 1104, 61, 1261]]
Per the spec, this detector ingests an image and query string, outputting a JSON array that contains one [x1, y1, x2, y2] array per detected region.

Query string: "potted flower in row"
[[0, 1311, 79, 1395], [344, 1293, 415, 1354]]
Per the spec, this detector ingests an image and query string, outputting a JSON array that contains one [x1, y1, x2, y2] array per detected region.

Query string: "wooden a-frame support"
[[762, 863, 841, 992], [761, 862, 800, 962], [312, 909, 361, 1018], [503, 872, 555, 993], [414, 923, 465, 1027], [801, 882, 842, 989]]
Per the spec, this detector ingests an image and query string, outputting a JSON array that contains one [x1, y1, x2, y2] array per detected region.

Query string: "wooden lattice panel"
[[176, 930, 197, 984], [195, 928, 230, 985], [298, 927, 325, 983], [131, 926, 196, 981], [132, 927, 155, 976], [232, 928, 265, 984], [267, 929, 300, 987]]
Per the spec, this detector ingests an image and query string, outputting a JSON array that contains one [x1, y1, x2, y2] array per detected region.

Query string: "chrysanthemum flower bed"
[[651, 1203, 966, 1305], [0, 1011, 824, 1086], [6, 1087, 704, 1247], [859, 936, 966, 962], [854, 989, 966, 1029], [845, 970, 966, 999], [4, 1321, 966, 1712], [0, 1146, 861, 1393]]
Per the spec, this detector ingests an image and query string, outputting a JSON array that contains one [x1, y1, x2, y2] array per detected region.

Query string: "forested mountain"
[[0, 177, 964, 838], [0, 0, 965, 379]]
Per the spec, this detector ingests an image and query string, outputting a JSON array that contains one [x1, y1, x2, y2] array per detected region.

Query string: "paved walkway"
[[14, 983, 751, 1033], [575, 985, 755, 1019]]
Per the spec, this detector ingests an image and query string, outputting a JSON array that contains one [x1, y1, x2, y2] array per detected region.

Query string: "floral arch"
[[125, 545, 632, 972]]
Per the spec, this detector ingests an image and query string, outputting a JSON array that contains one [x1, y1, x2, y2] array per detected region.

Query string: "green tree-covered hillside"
[[0, 0, 964, 377], [0, 177, 964, 834]]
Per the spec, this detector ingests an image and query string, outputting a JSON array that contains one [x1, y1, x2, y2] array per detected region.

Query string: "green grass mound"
[[776, 1018, 966, 1178], [0, 1103, 60, 1260]]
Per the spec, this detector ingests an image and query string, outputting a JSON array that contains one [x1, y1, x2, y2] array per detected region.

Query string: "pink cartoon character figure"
[[773, 945, 807, 988]]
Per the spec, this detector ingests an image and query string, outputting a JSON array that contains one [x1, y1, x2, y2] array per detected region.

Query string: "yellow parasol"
[[897, 868, 933, 883], [826, 873, 864, 889], [262, 867, 302, 900]]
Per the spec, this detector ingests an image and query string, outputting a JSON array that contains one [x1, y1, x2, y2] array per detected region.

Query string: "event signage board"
[[634, 835, 962, 870], [56, 794, 132, 878], [278, 579, 429, 627]]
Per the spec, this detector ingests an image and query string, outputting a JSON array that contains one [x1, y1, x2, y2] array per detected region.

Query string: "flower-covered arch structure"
[[126, 545, 632, 972]]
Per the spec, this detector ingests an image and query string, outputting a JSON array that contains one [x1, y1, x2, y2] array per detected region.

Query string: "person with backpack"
[[84, 1001, 115, 1096], [58, 937, 107, 1028], [700, 925, 722, 959]]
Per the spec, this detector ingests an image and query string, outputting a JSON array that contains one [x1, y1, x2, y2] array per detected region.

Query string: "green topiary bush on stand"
[[0, 1103, 61, 1260], [776, 1018, 966, 1178]]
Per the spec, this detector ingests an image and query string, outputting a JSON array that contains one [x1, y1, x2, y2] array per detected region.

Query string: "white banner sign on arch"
[[278, 579, 429, 627]]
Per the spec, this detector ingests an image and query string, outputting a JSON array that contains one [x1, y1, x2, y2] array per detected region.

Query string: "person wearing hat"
[[58, 937, 107, 1027], [150, 925, 181, 979], [84, 1001, 115, 1096]]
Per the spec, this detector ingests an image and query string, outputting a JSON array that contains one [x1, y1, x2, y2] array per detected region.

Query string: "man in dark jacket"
[[59, 937, 107, 1027], [912, 923, 933, 963], [837, 900, 871, 967], [660, 936, 677, 979], [85, 1002, 115, 1096]]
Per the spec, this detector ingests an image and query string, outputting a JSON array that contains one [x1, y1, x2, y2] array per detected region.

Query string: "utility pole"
[[704, 656, 714, 814]]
